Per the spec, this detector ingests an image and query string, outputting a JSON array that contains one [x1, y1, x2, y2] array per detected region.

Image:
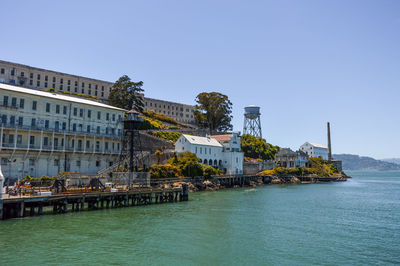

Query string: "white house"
[[175, 133, 244, 175], [0, 83, 126, 179], [300, 142, 328, 160]]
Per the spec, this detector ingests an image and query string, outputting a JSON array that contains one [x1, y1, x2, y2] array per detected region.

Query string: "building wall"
[[175, 135, 244, 174], [0, 60, 196, 124], [0, 86, 125, 178], [143, 97, 195, 124], [300, 143, 328, 160]]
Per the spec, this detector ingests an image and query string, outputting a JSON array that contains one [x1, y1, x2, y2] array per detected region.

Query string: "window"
[[200, 147, 202, 154], [11, 97, 17, 107], [30, 136, 35, 145], [101, 92, 104, 97], [76, 160, 81, 167], [87, 125, 90, 133], [88, 110, 91, 118], [62, 122, 66, 130], [96, 161, 100, 167], [56, 105, 60, 114], [37, 74, 41, 80], [86, 140, 90, 149], [45, 82, 48, 88], [54, 159, 59, 166], [78, 140, 82, 149], [73, 124, 76, 131], [18, 117, 23, 126], [63, 106, 67, 115], [112, 114, 115, 121], [37, 81, 40, 87], [97, 111, 101, 119], [3, 96, 8, 106], [43, 137, 48, 146], [73, 107, 77, 116], [75, 81, 78, 86], [31, 118, 36, 126], [53, 77, 56, 82], [45, 120, 49, 128], [81, 89, 84, 94], [82, 82, 85, 88], [30, 73, 34, 79], [46, 103, 50, 112], [10, 116, 15, 125], [71, 139, 75, 148], [97, 126, 100, 134], [60, 84, 63, 90], [17, 135, 22, 145], [60, 78, 63, 84], [106, 127, 108, 134], [29, 80, 33, 85], [96, 141, 100, 150], [52, 83, 55, 88], [105, 142, 109, 150], [106, 113, 109, 120], [0, 68, 4, 74], [79, 108, 83, 117], [11, 69, 15, 76], [88, 83, 91, 89], [88, 90, 91, 95], [68, 80, 71, 85], [45, 75, 48, 81], [32, 101, 37, 110], [54, 138, 58, 147], [29, 159, 35, 166]]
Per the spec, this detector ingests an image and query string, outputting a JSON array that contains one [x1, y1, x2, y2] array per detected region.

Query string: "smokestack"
[[327, 122, 332, 161]]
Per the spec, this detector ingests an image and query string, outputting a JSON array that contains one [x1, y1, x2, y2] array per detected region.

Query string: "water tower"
[[243, 106, 262, 138]]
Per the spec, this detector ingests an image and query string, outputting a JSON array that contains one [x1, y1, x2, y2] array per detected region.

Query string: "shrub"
[[241, 134, 279, 160], [201, 164, 221, 178], [152, 131, 181, 143], [150, 164, 181, 179]]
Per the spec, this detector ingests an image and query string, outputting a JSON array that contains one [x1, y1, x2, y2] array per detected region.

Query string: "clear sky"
[[1, 0, 399, 159]]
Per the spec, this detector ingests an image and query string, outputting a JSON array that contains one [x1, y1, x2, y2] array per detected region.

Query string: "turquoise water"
[[1, 171, 400, 265]]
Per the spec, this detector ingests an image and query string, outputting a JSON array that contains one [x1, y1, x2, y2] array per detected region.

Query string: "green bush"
[[200, 164, 221, 178], [241, 134, 279, 160], [150, 164, 181, 179], [152, 131, 181, 143]]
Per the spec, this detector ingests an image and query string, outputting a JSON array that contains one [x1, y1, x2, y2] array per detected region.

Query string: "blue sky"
[[1, 0, 399, 159]]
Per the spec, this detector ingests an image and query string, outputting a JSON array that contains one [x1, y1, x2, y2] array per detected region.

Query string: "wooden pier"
[[1, 185, 188, 220]]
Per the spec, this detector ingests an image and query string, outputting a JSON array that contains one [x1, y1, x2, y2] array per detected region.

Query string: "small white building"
[[175, 133, 244, 175], [300, 142, 328, 160]]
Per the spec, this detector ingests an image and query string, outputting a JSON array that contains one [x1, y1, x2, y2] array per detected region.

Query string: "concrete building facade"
[[0, 83, 126, 179], [175, 133, 244, 175], [0, 60, 196, 124], [275, 148, 309, 168], [300, 142, 329, 160]]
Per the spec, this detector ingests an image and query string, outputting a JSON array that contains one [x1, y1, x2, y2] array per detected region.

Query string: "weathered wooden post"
[[181, 183, 189, 201], [0, 164, 4, 219]]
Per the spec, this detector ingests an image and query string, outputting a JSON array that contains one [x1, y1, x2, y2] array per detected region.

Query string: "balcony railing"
[[0, 123, 122, 139], [0, 142, 121, 154]]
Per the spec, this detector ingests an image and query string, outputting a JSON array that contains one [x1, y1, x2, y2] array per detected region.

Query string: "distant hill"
[[333, 154, 400, 171], [381, 158, 400, 165]]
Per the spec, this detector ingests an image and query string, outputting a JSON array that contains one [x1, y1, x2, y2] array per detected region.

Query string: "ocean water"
[[1, 171, 399, 265]]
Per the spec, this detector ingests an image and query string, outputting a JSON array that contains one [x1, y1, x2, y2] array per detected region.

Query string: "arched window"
[[214, 160, 217, 166], [208, 159, 212, 165], [203, 159, 207, 164]]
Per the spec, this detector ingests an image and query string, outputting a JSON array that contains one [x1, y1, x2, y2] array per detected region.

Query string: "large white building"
[[300, 142, 328, 160], [0, 60, 196, 124], [0, 83, 126, 179], [175, 133, 244, 175]]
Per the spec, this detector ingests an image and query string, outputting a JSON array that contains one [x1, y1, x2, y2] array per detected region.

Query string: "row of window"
[[0, 115, 122, 135], [1, 134, 120, 151], [0, 67, 112, 92], [1, 95, 121, 121], [145, 101, 193, 113]]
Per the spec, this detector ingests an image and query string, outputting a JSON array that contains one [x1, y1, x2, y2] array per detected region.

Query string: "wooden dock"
[[1, 185, 188, 220]]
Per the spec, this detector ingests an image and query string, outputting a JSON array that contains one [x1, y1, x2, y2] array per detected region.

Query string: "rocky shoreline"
[[162, 173, 350, 193]]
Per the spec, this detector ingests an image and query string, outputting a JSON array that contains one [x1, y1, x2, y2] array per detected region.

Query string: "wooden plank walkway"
[[1, 186, 188, 220]]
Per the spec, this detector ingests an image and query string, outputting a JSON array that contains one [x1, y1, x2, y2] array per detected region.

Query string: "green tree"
[[194, 92, 233, 133], [109, 75, 144, 111], [241, 134, 279, 160]]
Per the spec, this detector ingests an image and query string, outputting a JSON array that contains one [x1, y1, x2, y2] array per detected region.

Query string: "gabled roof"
[[303, 142, 328, 149], [182, 134, 223, 147], [0, 83, 126, 111], [210, 134, 232, 143]]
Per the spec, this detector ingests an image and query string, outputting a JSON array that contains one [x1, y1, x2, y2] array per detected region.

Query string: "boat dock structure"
[[0, 185, 189, 220]]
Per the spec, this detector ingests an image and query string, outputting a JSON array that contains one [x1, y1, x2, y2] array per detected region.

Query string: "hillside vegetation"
[[241, 134, 279, 160], [333, 154, 400, 171], [260, 157, 340, 177]]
